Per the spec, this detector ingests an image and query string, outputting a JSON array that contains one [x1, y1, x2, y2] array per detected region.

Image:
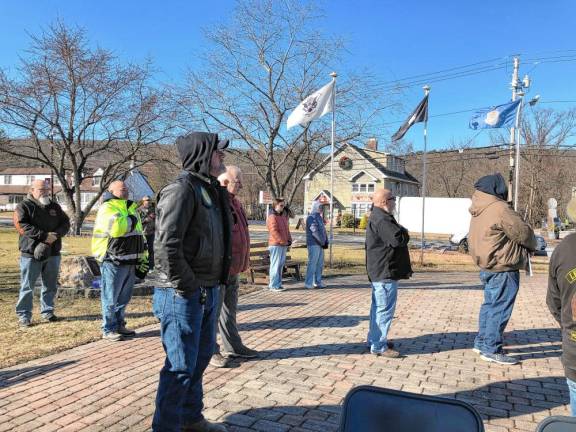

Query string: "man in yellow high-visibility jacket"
[[92, 180, 148, 341]]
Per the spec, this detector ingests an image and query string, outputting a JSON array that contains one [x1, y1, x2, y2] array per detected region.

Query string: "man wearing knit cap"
[[547, 196, 576, 415], [468, 173, 536, 365]]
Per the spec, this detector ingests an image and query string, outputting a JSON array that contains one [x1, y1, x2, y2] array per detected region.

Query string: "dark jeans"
[[152, 286, 219, 432], [474, 270, 520, 354]]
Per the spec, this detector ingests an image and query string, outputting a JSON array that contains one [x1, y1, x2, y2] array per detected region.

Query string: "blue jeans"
[[367, 280, 398, 353], [305, 245, 324, 287], [269, 246, 287, 289], [152, 286, 219, 432], [474, 270, 520, 354], [16, 255, 61, 320], [100, 261, 136, 334], [568, 378, 576, 416]]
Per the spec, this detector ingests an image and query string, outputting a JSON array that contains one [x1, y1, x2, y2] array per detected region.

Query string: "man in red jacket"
[[211, 166, 258, 368]]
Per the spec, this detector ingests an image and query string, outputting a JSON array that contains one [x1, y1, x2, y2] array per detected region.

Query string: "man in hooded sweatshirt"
[[468, 173, 536, 365], [152, 132, 232, 432], [13, 179, 70, 327]]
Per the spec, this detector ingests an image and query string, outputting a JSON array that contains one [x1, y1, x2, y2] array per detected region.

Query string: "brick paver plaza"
[[0, 272, 569, 431]]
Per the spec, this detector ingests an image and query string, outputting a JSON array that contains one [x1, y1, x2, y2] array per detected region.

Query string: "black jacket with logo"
[[154, 132, 232, 294], [365, 207, 412, 282], [547, 233, 576, 382], [13, 196, 70, 258]]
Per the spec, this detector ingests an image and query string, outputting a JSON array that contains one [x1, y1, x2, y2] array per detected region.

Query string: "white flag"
[[287, 80, 334, 129]]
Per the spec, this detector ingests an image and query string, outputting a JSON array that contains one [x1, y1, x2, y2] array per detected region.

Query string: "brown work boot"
[[182, 418, 228, 432]]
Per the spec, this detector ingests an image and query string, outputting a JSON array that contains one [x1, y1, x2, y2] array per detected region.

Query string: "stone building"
[[303, 139, 419, 217]]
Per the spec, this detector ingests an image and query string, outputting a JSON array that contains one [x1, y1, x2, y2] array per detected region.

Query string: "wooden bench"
[[247, 241, 302, 284]]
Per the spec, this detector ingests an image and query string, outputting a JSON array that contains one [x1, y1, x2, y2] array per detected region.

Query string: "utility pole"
[[508, 56, 520, 203]]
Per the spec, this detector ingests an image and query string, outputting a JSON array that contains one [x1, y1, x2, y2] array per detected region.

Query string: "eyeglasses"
[[386, 196, 397, 202]]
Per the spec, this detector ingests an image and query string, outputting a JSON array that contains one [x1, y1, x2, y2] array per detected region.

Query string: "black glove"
[[135, 260, 149, 280], [322, 241, 329, 250]]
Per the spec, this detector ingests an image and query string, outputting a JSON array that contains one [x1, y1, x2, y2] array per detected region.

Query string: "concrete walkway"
[[0, 272, 569, 432]]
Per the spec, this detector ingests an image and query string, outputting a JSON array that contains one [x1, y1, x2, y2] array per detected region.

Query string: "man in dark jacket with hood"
[[468, 173, 536, 365], [13, 179, 70, 327], [365, 188, 412, 358], [152, 132, 232, 432], [547, 197, 576, 415]]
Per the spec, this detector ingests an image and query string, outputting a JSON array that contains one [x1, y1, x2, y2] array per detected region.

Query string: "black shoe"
[[182, 418, 228, 432], [227, 346, 259, 359], [42, 315, 60, 323], [117, 325, 136, 336]]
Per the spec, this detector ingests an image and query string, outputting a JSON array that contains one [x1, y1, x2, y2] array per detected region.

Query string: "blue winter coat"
[[306, 213, 328, 247]]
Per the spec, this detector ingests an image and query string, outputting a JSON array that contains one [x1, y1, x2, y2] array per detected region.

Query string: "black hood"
[[176, 132, 228, 177], [474, 173, 508, 201]]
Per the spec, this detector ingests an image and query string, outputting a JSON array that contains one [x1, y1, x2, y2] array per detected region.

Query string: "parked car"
[[449, 232, 547, 255]]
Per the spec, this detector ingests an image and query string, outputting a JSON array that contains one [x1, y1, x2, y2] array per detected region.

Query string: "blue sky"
[[1, 0, 575, 151]]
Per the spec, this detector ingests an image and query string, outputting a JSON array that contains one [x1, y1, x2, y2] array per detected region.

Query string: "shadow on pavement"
[[238, 328, 560, 361], [222, 376, 568, 430], [238, 302, 308, 312], [394, 328, 561, 358], [319, 282, 483, 291], [65, 311, 154, 322], [0, 360, 76, 389], [239, 315, 367, 331]]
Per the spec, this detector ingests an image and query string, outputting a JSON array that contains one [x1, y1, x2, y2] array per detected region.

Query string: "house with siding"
[[0, 166, 153, 211], [303, 139, 419, 217]]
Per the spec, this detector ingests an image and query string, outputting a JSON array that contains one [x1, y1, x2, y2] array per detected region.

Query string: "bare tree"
[[180, 0, 393, 204], [0, 22, 175, 233], [518, 108, 576, 225]]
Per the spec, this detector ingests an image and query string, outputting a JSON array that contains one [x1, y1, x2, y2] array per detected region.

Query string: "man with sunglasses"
[[365, 188, 412, 358]]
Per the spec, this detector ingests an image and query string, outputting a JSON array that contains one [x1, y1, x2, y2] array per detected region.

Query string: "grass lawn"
[[0, 226, 550, 369], [0, 228, 157, 368]]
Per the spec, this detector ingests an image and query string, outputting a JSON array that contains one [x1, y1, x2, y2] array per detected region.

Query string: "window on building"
[[26, 175, 35, 184], [9, 195, 24, 204], [92, 176, 101, 187], [3, 175, 12, 185], [351, 182, 375, 194], [351, 202, 371, 217]]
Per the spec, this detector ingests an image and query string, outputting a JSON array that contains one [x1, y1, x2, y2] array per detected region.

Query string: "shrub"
[[341, 213, 355, 228], [358, 214, 368, 230]]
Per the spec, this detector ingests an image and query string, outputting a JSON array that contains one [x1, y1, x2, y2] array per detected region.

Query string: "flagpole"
[[513, 93, 524, 212], [329, 72, 337, 268], [420, 85, 430, 266]]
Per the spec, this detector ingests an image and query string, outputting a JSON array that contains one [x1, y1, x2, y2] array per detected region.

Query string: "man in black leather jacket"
[[365, 188, 412, 358], [152, 132, 232, 432]]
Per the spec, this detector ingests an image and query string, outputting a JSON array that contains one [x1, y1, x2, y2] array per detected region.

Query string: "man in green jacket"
[[92, 180, 148, 341]]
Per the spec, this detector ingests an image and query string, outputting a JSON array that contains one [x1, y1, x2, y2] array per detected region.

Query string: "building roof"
[[304, 143, 419, 185], [0, 167, 53, 175]]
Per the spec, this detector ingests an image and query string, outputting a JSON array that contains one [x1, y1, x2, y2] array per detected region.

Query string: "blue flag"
[[469, 99, 521, 130]]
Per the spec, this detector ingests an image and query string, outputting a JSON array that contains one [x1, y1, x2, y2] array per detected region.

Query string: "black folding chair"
[[536, 415, 576, 432], [339, 385, 484, 432]]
